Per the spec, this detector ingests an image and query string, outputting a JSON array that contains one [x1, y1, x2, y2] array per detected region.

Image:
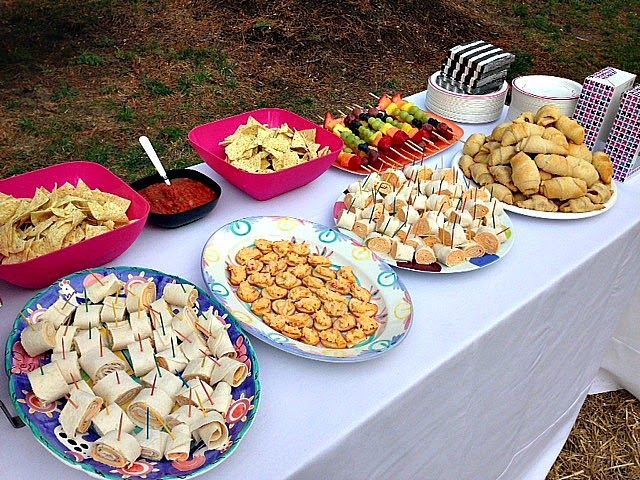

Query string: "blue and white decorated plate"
[[201, 216, 413, 362], [4, 266, 260, 480]]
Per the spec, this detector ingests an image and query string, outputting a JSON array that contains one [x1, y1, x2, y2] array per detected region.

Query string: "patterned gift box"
[[573, 67, 636, 150], [605, 85, 640, 182]]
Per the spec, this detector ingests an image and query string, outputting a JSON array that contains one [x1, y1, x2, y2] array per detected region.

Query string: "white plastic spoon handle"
[[139, 136, 171, 185]]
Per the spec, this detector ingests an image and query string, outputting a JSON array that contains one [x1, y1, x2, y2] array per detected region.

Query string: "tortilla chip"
[[222, 119, 327, 174], [0, 180, 132, 264]]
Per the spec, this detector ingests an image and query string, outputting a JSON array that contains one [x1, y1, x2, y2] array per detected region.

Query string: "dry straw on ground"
[[548, 390, 640, 480]]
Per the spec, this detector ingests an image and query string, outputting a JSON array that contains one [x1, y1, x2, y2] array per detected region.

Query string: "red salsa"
[[139, 178, 217, 215]]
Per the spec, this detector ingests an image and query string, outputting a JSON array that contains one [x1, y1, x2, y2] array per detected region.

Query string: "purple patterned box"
[[573, 67, 636, 150], [605, 85, 640, 182]]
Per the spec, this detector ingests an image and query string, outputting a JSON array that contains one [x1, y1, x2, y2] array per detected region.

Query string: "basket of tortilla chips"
[[0, 161, 149, 288], [189, 108, 343, 200]]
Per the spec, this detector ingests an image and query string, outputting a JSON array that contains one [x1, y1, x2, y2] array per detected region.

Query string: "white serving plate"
[[452, 151, 617, 220]]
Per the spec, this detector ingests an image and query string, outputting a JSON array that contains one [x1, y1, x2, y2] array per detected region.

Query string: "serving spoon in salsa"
[[139, 135, 171, 186]]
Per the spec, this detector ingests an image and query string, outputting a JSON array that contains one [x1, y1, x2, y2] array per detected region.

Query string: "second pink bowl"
[[0, 161, 149, 289], [188, 108, 344, 200]]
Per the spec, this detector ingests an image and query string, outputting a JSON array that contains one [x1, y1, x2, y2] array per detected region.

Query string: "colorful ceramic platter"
[[332, 192, 515, 273], [453, 151, 618, 220], [201, 216, 413, 362], [5, 266, 260, 480]]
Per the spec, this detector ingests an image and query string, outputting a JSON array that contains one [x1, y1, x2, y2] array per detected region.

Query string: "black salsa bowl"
[[130, 169, 222, 228]]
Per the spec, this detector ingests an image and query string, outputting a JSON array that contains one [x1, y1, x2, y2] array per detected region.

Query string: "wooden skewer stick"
[[151, 373, 157, 396], [368, 92, 381, 100], [379, 155, 402, 168], [117, 412, 124, 441], [199, 378, 214, 405], [198, 348, 221, 366], [69, 372, 79, 389], [138, 334, 143, 352], [99, 336, 104, 357], [90, 272, 104, 286], [19, 311, 35, 331], [402, 142, 425, 154], [175, 330, 192, 343], [157, 415, 176, 440], [115, 370, 121, 385], [389, 147, 414, 162], [194, 390, 207, 415], [188, 388, 193, 417], [65, 394, 78, 409], [62, 338, 66, 360], [433, 131, 451, 144]]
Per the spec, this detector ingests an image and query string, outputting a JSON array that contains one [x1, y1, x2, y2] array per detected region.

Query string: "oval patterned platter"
[[201, 216, 413, 362], [4, 266, 260, 480], [332, 192, 515, 274]]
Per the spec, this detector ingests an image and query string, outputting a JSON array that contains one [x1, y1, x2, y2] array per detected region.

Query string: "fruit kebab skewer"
[[318, 115, 390, 171], [321, 114, 410, 171], [323, 113, 409, 165], [338, 107, 432, 154], [346, 105, 439, 152], [336, 109, 425, 160], [370, 93, 456, 142], [372, 92, 454, 141], [324, 112, 419, 165]]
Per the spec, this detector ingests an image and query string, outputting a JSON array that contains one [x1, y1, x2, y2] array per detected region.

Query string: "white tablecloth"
[[2, 96, 640, 480], [598, 291, 640, 399]]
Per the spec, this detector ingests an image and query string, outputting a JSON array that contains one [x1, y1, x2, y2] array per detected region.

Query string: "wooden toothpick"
[[66, 394, 78, 409], [117, 412, 124, 441], [175, 331, 192, 344], [198, 378, 214, 406], [151, 373, 157, 396], [20, 312, 35, 331], [199, 349, 221, 366]]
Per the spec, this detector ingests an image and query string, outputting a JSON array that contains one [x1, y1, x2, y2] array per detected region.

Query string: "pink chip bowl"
[[0, 161, 150, 289], [188, 108, 344, 200]]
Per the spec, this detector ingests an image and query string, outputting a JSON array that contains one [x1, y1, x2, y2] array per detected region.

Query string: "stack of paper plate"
[[425, 72, 508, 124], [507, 75, 581, 121]]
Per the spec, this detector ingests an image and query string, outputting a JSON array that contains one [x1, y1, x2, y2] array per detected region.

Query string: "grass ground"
[[1, 1, 640, 477]]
